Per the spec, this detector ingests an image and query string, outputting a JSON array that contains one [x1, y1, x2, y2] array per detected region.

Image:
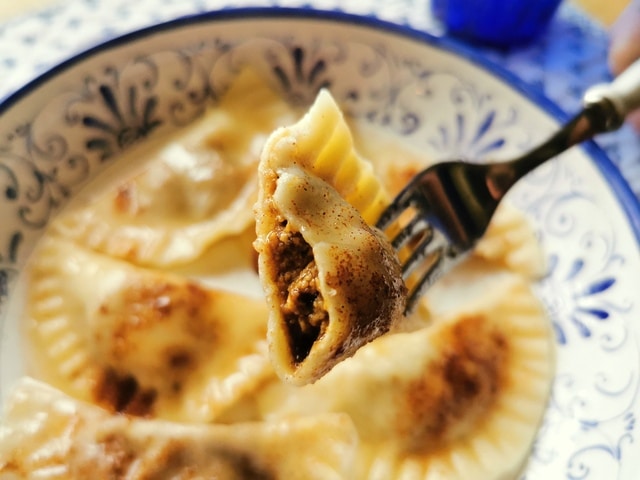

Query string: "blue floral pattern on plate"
[[0, 4, 639, 480]]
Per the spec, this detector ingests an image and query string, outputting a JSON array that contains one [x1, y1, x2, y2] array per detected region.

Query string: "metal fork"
[[376, 59, 640, 313]]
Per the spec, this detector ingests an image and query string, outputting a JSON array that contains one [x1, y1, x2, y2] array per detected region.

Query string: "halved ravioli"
[[257, 274, 554, 480], [255, 91, 407, 385], [0, 377, 358, 480], [52, 69, 298, 267], [25, 235, 272, 423]]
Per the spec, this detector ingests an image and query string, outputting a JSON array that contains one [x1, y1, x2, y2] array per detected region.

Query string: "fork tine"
[[401, 228, 441, 278], [375, 186, 420, 230], [390, 215, 433, 251], [402, 228, 455, 313], [405, 252, 443, 313]]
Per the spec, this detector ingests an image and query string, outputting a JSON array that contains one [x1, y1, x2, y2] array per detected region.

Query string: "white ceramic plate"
[[0, 8, 639, 479]]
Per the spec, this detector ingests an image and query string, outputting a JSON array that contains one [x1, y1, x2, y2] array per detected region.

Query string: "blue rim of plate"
[[1, 6, 639, 245]]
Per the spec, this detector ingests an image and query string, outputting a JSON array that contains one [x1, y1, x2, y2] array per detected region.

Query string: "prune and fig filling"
[[266, 217, 329, 363]]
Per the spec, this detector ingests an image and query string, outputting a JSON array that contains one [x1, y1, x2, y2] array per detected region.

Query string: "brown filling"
[[267, 218, 329, 363]]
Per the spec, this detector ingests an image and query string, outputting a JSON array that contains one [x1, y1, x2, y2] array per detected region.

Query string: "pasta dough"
[[258, 89, 390, 224], [0, 377, 358, 480], [52, 69, 298, 267], [25, 235, 272, 423]]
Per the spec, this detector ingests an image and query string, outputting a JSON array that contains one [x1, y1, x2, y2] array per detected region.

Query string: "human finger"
[[609, 0, 640, 76]]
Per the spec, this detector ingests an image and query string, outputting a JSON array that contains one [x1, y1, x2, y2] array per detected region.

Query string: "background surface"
[[0, 0, 631, 25]]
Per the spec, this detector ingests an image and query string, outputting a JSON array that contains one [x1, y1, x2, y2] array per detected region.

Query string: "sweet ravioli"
[[52, 69, 298, 267], [254, 90, 407, 385], [257, 275, 554, 480], [25, 235, 272, 423], [0, 378, 358, 479]]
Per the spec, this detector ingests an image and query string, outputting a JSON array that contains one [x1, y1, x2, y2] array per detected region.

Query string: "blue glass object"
[[432, 0, 564, 47]]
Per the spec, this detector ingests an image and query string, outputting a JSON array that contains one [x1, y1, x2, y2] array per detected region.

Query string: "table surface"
[[577, 0, 630, 25], [0, 0, 631, 25], [0, 0, 629, 26]]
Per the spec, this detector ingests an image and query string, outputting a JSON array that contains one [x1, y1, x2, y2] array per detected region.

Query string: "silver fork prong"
[[375, 202, 404, 231], [405, 241, 470, 313], [390, 215, 432, 251], [375, 187, 420, 230], [401, 227, 442, 278], [405, 251, 444, 313], [403, 229, 451, 313]]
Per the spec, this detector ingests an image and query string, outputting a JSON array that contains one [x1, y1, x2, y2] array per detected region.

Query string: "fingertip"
[[628, 109, 640, 134], [608, 0, 640, 75]]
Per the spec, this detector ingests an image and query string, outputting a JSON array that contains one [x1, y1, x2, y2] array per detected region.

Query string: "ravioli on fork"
[[254, 90, 407, 386]]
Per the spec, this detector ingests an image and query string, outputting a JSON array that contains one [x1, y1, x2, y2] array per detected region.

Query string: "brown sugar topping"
[[113, 182, 138, 215], [398, 314, 509, 454], [157, 442, 276, 480], [93, 368, 157, 417]]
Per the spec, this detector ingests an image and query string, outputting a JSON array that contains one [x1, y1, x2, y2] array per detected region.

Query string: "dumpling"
[[52, 69, 298, 267], [0, 377, 358, 480], [25, 235, 272, 423], [257, 274, 554, 480], [472, 201, 547, 279], [254, 90, 407, 386]]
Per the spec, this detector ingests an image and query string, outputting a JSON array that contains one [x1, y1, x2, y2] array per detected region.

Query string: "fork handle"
[[583, 57, 640, 130], [550, 56, 640, 147], [485, 58, 640, 199], [531, 56, 640, 154]]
